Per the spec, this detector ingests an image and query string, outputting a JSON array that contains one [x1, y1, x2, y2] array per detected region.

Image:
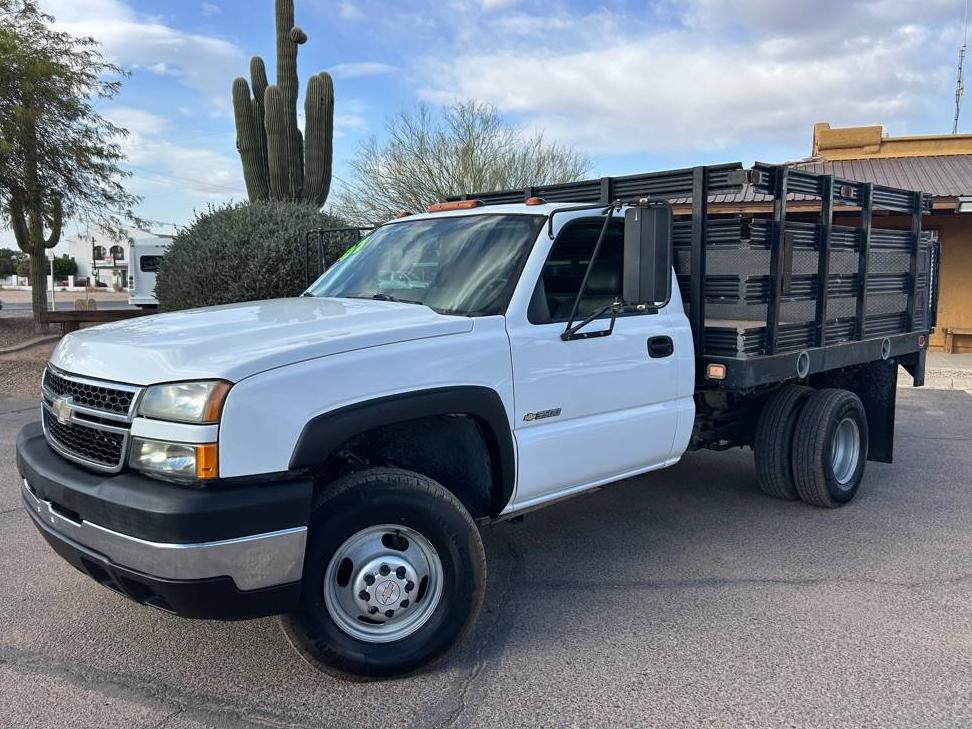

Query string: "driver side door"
[[505, 216, 685, 509]]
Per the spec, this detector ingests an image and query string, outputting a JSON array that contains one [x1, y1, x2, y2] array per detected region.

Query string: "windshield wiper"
[[347, 292, 425, 305]]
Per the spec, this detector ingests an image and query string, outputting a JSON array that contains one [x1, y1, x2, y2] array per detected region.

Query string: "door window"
[[528, 218, 624, 324]]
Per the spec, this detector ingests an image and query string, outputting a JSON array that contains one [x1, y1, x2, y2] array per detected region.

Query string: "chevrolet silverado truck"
[[16, 163, 937, 679]]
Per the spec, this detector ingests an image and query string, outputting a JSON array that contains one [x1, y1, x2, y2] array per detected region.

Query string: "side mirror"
[[622, 205, 673, 309]]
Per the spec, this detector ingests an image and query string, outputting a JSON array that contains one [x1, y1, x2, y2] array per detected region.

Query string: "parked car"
[[16, 162, 937, 680]]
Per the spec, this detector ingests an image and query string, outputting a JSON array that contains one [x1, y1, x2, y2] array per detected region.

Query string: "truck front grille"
[[41, 366, 141, 473], [42, 407, 126, 468], [43, 367, 136, 415]]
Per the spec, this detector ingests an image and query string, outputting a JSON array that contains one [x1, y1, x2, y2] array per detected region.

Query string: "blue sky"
[[11, 0, 970, 241]]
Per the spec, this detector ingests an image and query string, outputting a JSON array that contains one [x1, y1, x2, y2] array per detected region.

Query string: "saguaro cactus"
[[232, 0, 334, 207]]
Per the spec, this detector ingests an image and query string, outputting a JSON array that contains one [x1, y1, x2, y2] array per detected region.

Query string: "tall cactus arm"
[[251, 97, 268, 184], [304, 72, 334, 208], [274, 0, 302, 199], [232, 77, 270, 200], [43, 195, 63, 248], [275, 0, 298, 108], [7, 193, 31, 254], [250, 56, 269, 115], [264, 84, 290, 201], [249, 56, 270, 183]]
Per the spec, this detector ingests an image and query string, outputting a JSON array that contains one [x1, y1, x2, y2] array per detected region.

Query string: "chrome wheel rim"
[[831, 416, 861, 488], [323, 524, 443, 643]]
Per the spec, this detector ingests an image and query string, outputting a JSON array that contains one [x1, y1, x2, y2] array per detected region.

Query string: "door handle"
[[648, 336, 674, 358]]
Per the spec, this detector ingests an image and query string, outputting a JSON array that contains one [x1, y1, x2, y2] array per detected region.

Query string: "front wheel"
[[279, 467, 486, 679]]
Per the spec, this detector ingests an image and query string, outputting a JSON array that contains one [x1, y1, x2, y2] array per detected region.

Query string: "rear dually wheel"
[[791, 388, 869, 508]]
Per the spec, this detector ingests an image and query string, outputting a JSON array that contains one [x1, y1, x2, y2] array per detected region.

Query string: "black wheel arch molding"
[[289, 385, 516, 517]]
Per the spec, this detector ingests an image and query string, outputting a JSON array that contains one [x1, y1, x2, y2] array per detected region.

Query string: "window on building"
[[93, 245, 106, 260], [109, 245, 125, 261]]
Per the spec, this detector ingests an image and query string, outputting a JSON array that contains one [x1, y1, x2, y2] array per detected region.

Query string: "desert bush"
[[155, 200, 345, 311]]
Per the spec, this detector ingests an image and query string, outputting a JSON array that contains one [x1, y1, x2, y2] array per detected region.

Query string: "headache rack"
[[450, 162, 938, 389]]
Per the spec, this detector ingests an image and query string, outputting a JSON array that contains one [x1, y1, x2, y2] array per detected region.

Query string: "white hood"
[[50, 297, 473, 385]]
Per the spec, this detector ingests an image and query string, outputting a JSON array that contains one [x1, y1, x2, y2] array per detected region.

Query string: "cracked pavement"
[[1, 388, 971, 728]]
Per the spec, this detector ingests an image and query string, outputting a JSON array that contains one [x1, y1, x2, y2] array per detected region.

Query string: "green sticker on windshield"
[[338, 236, 370, 261]]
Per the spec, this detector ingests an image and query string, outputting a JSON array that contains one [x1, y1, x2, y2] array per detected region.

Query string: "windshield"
[[306, 214, 546, 316]]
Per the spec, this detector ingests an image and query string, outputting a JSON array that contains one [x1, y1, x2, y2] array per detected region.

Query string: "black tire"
[[792, 388, 869, 508], [753, 384, 814, 500], [279, 467, 486, 680]]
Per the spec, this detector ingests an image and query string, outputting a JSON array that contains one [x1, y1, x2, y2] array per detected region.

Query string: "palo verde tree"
[[232, 0, 334, 206], [0, 0, 139, 328], [333, 101, 591, 225]]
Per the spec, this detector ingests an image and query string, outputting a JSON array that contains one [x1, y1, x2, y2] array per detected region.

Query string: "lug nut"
[[358, 590, 370, 601], [379, 564, 390, 576], [368, 606, 378, 614], [396, 566, 406, 579], [400, 599, 409, 608], [363, 574, 375, 585], [384, 609, 395, 618], [404, 580, 414, 592]]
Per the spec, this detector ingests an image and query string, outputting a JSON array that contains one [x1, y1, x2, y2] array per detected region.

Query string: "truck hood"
[[50, 297, 474, 385]]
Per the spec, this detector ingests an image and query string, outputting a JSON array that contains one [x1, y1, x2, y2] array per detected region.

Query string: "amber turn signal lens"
[[201, 381, 232, 423], [195, 443, 219, 480]]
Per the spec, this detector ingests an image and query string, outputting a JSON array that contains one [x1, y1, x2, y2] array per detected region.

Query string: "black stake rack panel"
[[455, 162, 938, 388]]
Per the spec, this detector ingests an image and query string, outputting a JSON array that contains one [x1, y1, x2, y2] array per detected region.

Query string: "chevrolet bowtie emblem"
[[51, 396, 75, 426]]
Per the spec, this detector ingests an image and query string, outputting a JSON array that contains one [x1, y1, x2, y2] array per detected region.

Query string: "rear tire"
[[792, 389, 869, 508], [280, 467, 486, 680], [753, 385, 813, 500]]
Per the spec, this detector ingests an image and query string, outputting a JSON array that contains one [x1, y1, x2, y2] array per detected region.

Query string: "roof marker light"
[[427, 200, 483, 213], [525, 196, 546, 206]]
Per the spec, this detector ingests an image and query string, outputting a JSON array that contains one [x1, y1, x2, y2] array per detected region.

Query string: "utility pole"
[[954, 0, 969, 134]]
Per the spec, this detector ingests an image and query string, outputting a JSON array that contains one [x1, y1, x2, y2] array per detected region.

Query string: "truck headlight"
[[130, 438, 218, 481], [138, 381, 230, 423]]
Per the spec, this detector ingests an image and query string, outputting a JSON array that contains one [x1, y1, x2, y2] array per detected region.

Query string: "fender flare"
[[289, 386, 516, 516]]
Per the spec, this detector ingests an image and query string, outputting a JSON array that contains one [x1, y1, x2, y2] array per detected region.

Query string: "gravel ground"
[[0, 314, 41, 349], [0, 319, 56, 397], [0, 357, 50, 398]]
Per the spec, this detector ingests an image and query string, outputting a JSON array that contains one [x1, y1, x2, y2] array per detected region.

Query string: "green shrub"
[[0, 248, 25, 277], [51, 254, 78, 277], [156, 200, 346, 311]]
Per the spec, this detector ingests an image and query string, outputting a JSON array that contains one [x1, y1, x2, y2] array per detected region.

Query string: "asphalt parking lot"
[[2, 387, 971, 728]]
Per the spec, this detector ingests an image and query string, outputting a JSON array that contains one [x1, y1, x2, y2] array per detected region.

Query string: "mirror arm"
[[561, 300, 622, 341], [561, 200, 622, 340]]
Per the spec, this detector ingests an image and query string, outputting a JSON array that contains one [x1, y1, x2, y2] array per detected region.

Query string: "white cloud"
[[329, 62, 397, 79], [106, 107, 244, 200], [40, 0, 244, 108], [421, 0, 959, 156], [480, 0, 520, 10], [337, 1, 364, 21], [201, 2, 221, 16]]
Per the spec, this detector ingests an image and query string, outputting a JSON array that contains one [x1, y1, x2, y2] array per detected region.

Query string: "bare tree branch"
[[332, 101, 590, 226]]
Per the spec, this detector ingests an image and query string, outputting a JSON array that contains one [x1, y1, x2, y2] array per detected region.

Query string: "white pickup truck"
[[17, 163, 935, 679]]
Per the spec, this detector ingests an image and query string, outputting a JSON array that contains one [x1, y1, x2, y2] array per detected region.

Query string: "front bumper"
[[17, 421, 313, 620]]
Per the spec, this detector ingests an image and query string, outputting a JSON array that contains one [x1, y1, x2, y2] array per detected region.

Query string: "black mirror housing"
[[622, 205, 673, 308]]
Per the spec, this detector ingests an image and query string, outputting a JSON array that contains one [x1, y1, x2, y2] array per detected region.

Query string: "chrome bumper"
[[22, 479, 307, 591]]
